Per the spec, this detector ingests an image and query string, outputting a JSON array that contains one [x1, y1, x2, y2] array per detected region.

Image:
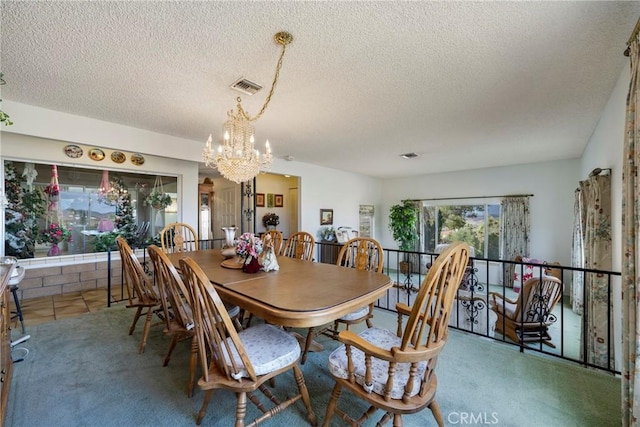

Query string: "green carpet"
[[5, 307, 620, 426]]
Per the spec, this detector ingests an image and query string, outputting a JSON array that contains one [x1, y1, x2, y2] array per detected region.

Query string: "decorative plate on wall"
[[89, 148, 106, 161], [64, 144, 83, 158], [110, 151, 126, 164], [131, 153, 145, 166]]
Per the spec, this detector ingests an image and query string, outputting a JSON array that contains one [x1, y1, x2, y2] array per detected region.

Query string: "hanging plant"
[[146, 191, 172, 210], [145, 176, 172, 210]]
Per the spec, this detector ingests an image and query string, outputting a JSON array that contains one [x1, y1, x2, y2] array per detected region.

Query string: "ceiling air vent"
[[400, 152, 419, 159], [230, 78, 262, 95]]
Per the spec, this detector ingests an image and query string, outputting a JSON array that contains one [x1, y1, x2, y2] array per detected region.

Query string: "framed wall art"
[[256, 193, 265, 207], [320, 209, 333, 225], [267, 193, 275, 208], [275, 194, 283, 207]]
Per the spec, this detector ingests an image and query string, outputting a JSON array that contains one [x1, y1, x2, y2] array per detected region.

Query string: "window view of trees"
[[422, 203, 500, 258]]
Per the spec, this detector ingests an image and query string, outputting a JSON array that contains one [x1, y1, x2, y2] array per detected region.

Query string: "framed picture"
[[320, 209, 333, 225], [256, 193, 265, 207], [267, 193, 275, 208], [275, 194, 283, 207]]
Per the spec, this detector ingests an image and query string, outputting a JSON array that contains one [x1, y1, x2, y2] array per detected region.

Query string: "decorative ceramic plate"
[[110, 151, 126, 164], [131, 153, 145, 166], [89, 148, 105, 161], [221, 258, 244, 269], [64, 144, 83, 158]]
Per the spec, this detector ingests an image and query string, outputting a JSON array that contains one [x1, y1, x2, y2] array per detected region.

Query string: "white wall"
[[380, 159, 580, 266], [254, 174, 298, 237]]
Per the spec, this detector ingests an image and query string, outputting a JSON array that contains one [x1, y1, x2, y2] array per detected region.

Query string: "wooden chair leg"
[[235, 391, 248, 427], [196, 389, 214, 425], [429, 400, 444, 427], [139, 308, 154, 354], [322, 382, 342, 427], [188, 337, 197, 398], [293, 364, 318, 425], [129, 306, 143, 335], [163, 335, 179, 366]]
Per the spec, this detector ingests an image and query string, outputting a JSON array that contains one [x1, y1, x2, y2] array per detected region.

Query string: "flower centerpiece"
[[262, 212, 280, 230], [41, 222, 72, 256], [145, 190, 172, 210], [235, 232, 264, 273]]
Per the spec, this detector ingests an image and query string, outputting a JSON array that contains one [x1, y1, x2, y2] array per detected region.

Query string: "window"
[[422, 202, 500, 259], [4, 161, 177, 258]]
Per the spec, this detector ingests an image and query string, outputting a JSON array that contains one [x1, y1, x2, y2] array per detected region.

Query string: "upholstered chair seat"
[[328, 327, 427, 399], [222, 323, 300, 378]]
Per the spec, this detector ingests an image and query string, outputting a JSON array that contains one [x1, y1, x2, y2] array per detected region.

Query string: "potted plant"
[[262, 212, 280, 230], [389, 199, 419, 274], [145, 190, 172, 210]]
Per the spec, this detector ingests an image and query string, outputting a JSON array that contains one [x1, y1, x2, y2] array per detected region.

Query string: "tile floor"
[[9, 287, 125, 330]]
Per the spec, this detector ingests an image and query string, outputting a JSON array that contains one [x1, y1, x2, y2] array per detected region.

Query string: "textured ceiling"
[[1, 1, 638, 178]]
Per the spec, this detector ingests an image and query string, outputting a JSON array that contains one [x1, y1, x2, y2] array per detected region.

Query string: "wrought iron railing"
[[315, 241, 621, 375]]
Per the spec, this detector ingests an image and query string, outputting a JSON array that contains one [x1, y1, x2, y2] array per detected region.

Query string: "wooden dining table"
[[166, 248, 392, 357], [166, 248, 392, 327]]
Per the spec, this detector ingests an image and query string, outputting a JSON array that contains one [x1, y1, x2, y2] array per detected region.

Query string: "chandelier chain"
[[244, 37, 290, 122]]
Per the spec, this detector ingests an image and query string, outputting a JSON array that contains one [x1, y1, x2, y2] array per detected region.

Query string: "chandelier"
[[203, 31, 293, 184]]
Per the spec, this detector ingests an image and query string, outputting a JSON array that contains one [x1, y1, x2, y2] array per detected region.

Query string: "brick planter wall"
[[14, 254, 127, 301]]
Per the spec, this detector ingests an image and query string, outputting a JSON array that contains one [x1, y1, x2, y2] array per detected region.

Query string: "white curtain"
[[499, 196, 531, 286]]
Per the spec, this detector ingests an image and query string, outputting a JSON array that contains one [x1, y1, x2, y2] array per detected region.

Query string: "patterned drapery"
[[499, 197, 530, 286], [571, 189, 585, 315], [622, 32, 640, 427], [580, 174, 612, 369]]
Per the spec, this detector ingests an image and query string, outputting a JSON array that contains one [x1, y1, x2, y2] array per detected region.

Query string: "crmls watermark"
[[447, 412, 499, 425]]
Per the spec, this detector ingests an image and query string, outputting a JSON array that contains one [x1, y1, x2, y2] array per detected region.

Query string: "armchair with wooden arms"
[[490, 275, 563, 348], [322, 242, 470, 427]]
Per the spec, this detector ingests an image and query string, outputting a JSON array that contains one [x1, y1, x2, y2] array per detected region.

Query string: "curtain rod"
[[410, 194, 533, 202], [624, 17, 640, 57]]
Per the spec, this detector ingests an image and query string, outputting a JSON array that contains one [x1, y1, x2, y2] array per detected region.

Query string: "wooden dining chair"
[[281, 231, 315, 261], [147, 245, 199, 397], [264, 229, 284, 255], [179, 257, 317, 426], [160, 222, 198, 254], [116, 237, 161, 354], [330, 237, 384, 335], [322, 242, 470, 427]]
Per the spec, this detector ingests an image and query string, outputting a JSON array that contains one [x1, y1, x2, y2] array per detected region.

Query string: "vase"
[[47, 243, 61, 257], [266, 225, 276, 231], [222, 226, 237, 247], [242, 256, 261, 274]]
